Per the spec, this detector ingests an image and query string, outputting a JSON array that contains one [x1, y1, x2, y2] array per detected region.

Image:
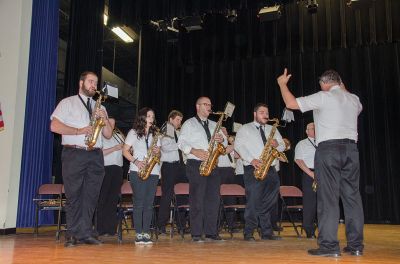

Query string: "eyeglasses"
[[199, 103, 212, 107]]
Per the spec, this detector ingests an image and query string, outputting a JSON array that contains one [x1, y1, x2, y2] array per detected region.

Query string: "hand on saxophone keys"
[[152, 146, 161, 155], [251, 159, 262, 170], [213, 133, 224, 143], [134, 160, 145, 170], [94, 108, 107, 120], [190, 148, 209, 161], [270, 139, 279, 148], [77, 125, 93, 136]]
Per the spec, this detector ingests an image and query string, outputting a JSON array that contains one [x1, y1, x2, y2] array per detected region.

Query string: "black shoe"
[[308, 248, 341, 257], [191, 236, 205, 243], [306, 233, 316, 239], [64, 237, 77, 247], [205, 235, 225, 242], [244, 236, 256, 242], [79, 236, 103, 245], [343, 246, 363, 256], [272, 226, 283, 232], [261, 235, 282, 241]]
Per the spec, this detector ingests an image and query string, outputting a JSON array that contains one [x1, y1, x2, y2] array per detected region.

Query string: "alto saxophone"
[[254, 118, 291, 180], [138, 126, 162, 180], [199, 112, 227, 177], [85, 91, 107, 149]]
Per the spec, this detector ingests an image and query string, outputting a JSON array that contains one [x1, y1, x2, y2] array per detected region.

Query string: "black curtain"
[[64, 0, 105, 96], [133, 0, 400, 223]]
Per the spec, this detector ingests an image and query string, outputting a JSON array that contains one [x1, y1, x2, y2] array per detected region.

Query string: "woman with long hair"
[[123, 107, 161, 245]]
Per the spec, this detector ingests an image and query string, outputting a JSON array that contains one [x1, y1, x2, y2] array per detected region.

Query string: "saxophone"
[[199, 112, 226, 176], [254, 118, 291, 180], [85, 91, 107, 149], [138, 126, 162, 180]]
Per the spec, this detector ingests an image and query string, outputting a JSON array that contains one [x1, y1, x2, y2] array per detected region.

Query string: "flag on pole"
[[0, 102, 4, 131]]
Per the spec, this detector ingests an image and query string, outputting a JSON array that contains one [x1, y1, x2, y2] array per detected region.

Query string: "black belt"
[[319, 138, 356, 145], [164, 161, 180, 164], [63, 144, 101, 151], [310, 168, 314, 171]]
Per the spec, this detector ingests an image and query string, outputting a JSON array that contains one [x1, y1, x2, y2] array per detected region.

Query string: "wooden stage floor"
[[1, 224, 399, 264]]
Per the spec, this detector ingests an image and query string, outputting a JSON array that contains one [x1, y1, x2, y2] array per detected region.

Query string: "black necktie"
[[86, 98, 92, 116], [259, 125, 267, 145], [174, 131, 184, 164], [202, 120, 212, 142]]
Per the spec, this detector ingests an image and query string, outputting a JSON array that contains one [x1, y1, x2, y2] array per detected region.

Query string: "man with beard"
[[51, 71, 113, 247], [234, 103, 286, 241]]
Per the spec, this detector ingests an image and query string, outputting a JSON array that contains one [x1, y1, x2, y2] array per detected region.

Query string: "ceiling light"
[[111, 27, 134, 43]]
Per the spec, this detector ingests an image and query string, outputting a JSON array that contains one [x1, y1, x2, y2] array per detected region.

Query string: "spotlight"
[[150, 20, 168, 32], [346, 0, 372, 9], [258, 5, 282, 22], [225, 9, 238, 23], [306, 0, 318, 14], [171, 16, 203, 33]]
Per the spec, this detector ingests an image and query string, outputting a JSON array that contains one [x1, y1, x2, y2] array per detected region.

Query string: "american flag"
[[0, 102, 4, 131]]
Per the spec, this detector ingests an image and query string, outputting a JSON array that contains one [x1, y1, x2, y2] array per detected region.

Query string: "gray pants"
[[129, 171, 159, 234], [315, 139, 364, 251]]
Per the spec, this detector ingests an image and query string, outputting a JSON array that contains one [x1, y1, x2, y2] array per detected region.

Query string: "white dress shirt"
[[50, 94, 107, 148], [125, 129, 161, 175], [103, 131, 124, 167], [294, 137, 316, 169], [235, 158, 244, 175], [178, 116, 226, 160], [296, 85, 362, 144], [160, 122, 181, 163], [234, 121, 286, 167], [217, 152, 234, 168]]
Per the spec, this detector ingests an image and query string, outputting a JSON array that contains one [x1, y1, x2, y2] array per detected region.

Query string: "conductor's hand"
[[277, 68, 292, 87]]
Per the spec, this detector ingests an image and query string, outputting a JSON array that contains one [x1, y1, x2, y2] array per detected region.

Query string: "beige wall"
[[0, 0, 32, 229]]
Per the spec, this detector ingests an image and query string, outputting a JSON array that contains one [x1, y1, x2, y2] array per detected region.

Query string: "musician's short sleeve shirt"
[[50, 94, 107, 148], [125, 129, 161, 175]]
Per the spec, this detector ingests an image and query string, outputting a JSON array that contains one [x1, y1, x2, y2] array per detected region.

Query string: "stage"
[[1, 224, 399, 263]]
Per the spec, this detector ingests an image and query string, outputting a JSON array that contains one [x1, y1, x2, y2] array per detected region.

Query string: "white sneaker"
[[135, 233, 144, 245], [142, 233, 153, 245]]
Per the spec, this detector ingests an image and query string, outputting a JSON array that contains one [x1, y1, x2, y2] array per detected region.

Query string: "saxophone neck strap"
[[78, 94, 92, 116]]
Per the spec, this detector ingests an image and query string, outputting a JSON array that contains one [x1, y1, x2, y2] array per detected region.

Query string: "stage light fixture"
[[306, 0, 318, 14], [226, 9, 238, 23], [258, 5, 282, 22]]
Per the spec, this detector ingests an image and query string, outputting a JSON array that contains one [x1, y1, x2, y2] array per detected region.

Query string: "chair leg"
[[34, 206, 39, 236]]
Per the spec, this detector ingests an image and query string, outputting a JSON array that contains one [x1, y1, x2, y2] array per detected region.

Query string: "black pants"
[[218, 166, 236, 229], [61, 147, 104, 240], [243, 165, 279, 238], [186, 159, 221, 237], [302, 171, 317, 236], [158, 162, 188, 230], [96, 165, 123, 235], [315, 139, 364, 251]]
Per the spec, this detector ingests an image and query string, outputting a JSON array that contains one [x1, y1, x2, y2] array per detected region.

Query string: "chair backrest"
[[174, 183, 189, 195], [220, 184, 245, 196], [121, 181, 133, 195], [280, 186, 303, 198], [38, 184, 63, 195]]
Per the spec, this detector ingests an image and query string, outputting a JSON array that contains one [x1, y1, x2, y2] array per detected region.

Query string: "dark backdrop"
[[125, 0, 400, 223]]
